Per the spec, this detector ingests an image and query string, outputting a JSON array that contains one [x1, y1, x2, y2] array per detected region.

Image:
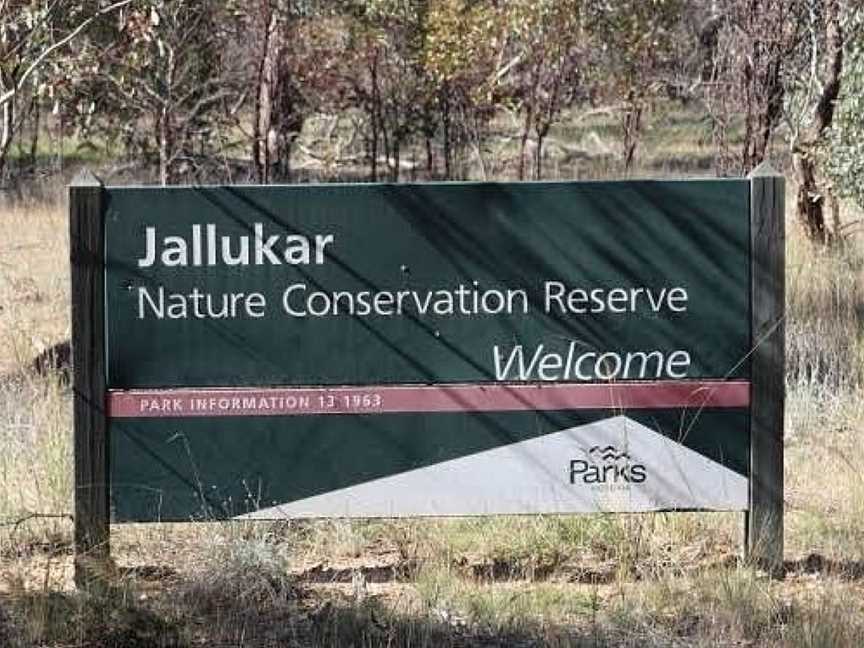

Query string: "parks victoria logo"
[[569, 444, 647, 489]]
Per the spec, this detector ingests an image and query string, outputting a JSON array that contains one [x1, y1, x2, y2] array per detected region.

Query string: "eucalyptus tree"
[[338, 0, 431, 181], [234, 0, 327, 183], [72, 0, 243, 185], [702, 0, 861, 241], [585, 0, 684, 173], [422, 0, 502, 179], [788, 1, 863, 242], [701, 0, 808, 177], [497, 0, 585, 180], [0, 0, 132, 180]]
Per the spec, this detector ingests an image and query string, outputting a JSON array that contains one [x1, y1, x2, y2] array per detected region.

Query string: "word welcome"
[[493, 342, 692, 380]]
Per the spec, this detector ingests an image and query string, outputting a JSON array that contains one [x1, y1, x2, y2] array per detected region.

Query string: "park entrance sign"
[[69, 170, 785, 585], [106, 180, 753, 519]]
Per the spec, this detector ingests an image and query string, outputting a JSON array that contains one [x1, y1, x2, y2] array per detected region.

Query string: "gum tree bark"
[[792, 0, 844, 243]]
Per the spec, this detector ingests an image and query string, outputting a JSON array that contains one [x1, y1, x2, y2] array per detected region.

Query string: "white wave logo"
[[569, 444, 647, 485]]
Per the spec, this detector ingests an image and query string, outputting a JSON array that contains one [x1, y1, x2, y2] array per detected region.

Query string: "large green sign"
[[102, 180, 753, 522], [105, 182, 749, 387]]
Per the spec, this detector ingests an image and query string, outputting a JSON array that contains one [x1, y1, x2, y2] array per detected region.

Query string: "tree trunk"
[[442, 96, 452, 180], [274, 132, 293, 183], [534, 117, 553, 181], [518, 110, 531, 181], [794, 0, 844, 243], [253, 6, 279, 184], [425, 134, 434, 178], [29, 98, 40, 170], [755, 59, 783, 167], [286, 137, 293, 182], [369, 56, 381, 182], [369, 113, 378, 182], [380, 119, 391, 182], [158, 108, 170, 186], [535, 133, 545, 180], [0, 99, 14, 181], [794, 153, 826, 243], [622, 93, 643, 173]]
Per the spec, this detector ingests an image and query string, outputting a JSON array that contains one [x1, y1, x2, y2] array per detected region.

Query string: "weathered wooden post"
[[746, 162, 785, 574], [70, 170, 110, 588]]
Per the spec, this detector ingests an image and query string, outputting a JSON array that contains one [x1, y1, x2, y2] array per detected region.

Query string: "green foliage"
[[585, 0, 683, 88], [424, 0, 500, 90], [826, 43, 864, 210], [0, 1, 105, 176]]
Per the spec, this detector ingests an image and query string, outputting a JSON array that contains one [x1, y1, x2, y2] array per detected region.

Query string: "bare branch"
[[103, 73, 155, 112]]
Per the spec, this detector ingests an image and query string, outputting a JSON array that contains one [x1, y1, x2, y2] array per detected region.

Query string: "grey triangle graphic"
[[237, 415, 747, 519]]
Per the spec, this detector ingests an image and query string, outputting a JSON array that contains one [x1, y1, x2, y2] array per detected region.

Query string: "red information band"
[[108, 381, 750, 419]]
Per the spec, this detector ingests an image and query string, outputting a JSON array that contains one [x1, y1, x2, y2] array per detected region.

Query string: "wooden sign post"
[[746, 162, 786, 574], [70, 170, 110, 588]]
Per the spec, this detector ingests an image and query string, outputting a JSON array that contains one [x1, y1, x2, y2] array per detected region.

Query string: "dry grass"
[[783, 192, 864, 569], [0, 199, 69, 376], [0, 159, 863, 645], [786, 225, 864, 391]]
